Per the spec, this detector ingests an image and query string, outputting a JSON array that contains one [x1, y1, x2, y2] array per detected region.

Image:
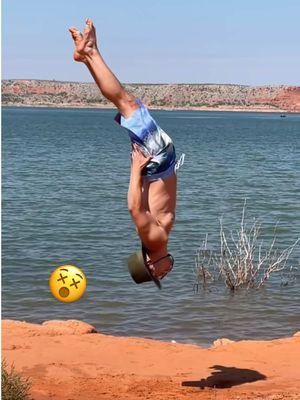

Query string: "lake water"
[[2, 107, 300, 347]]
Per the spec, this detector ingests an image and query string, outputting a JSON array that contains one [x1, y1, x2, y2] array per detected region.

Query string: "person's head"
[[142, 246, 174, 280], [127, 246, 174, 289]]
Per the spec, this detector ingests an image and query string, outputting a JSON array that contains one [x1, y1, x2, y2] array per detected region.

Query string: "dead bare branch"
[[194, 201, 299, 291]]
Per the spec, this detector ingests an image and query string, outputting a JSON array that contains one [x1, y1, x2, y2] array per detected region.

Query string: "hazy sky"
[[2, 0, 300, 85]]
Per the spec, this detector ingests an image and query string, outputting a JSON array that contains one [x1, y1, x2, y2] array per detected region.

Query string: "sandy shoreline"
[[2, 103, 292, 113], [2, 319, 300, 400]]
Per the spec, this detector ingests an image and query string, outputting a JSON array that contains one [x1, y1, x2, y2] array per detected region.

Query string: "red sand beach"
[[2, 319, 300, 400]]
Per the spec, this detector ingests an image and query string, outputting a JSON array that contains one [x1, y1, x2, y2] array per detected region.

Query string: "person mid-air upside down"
[[69, 19, 183, 287]]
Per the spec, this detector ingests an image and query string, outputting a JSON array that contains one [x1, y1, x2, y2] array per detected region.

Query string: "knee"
[[119, 90, 136, 105], [117, 92, 139, 117]]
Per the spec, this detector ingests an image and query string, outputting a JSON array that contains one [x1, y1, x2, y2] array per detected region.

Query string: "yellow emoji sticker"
[[49, 265, 87, 302]]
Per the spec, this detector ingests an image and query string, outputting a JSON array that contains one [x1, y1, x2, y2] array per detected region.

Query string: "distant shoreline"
[[2, 103, 290, 113], [3, 79, 300, 113]]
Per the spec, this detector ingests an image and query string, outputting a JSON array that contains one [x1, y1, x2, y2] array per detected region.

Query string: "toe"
[[69, 28, 83, 41]]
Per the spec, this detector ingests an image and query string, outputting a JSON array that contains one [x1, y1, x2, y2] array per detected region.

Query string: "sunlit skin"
[[69, 19, 176, 279]]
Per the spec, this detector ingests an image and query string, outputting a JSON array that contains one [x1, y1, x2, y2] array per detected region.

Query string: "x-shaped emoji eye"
[[70, 278, 80, 289], [57, 273, 68, 284]]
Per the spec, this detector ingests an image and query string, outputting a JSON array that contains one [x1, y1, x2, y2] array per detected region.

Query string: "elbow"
[[128, 203, 134, 215], [127, 194, 141, 216], [127, 196, 134, 214], [127, 201, 137, 216], [128, 204, 142, 219]]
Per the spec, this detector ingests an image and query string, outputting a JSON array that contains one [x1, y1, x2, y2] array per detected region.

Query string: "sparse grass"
[[1, 360, 31, 400], [194, 200, 299, 292]]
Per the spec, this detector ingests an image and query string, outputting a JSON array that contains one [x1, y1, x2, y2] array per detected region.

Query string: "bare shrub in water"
[[194, 201, 299, 292], [1, 360, 31, 400]]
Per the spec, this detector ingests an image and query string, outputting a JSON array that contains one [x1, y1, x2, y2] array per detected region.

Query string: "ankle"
[[85, 48, 101, 62]]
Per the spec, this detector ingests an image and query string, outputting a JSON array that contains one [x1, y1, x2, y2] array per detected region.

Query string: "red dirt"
[[2, 320, 300, 400]]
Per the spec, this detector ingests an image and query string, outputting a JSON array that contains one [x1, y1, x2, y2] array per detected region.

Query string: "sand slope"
[[2, 320, 300, 400]]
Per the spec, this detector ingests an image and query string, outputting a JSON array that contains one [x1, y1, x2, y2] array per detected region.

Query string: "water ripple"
[[2, 107, 300, 346]]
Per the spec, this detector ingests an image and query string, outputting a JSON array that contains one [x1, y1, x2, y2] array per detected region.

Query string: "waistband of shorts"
[[142, 161, 176, 182], [142, 153, 185, 182]]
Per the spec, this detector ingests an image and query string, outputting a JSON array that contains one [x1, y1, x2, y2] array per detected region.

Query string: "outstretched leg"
[[69, 19, 139, 118]]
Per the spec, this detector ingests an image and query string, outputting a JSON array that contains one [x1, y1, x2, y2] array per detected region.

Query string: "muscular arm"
[[128, 171, 168, 250], [128, 146, 168, 250], [128, 169, 144, 214]]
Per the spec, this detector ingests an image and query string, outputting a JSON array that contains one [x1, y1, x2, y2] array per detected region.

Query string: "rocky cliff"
[[2, 79, 300, 112]]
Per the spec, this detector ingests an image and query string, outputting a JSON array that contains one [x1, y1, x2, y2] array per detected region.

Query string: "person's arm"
[[69, 18, 139, 118], [128, 167, 144, 215], [128, 145, 168, 249]]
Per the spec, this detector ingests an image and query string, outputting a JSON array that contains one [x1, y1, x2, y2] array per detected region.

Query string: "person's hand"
[[69, 18, 98, 63], [131, 143, 152, 174]]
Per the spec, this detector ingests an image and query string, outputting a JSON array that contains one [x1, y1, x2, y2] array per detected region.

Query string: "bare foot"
[[69, 18, 98, 63]]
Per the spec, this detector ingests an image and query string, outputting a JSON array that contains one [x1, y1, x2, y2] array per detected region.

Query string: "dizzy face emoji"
[[49, 265, 87, 302]]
